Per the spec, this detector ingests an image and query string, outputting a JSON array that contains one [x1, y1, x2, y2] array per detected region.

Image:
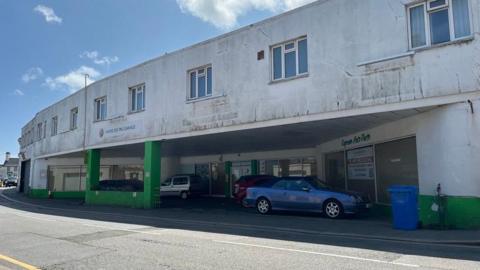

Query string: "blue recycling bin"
[[388, 185, 419, 230]]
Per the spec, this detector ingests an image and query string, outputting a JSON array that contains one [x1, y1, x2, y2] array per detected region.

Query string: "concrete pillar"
[[144, 141, 161, 209], [279, 160, 289, 177], [86, 149, 101, 191], [251, 160, 258, 175], [224, 161, 232, 198]]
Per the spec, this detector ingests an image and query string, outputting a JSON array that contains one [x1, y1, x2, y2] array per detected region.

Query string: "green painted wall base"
[[85, 191, 145, 208], [52, 191, 85, 199], [419, 195, 480, 229], [29, 189, 49, 199]]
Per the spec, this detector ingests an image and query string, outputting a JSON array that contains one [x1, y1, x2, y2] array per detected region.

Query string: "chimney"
[[5, 152, 10, 162]]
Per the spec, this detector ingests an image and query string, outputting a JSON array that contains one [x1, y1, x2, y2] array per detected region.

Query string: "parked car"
[[233, 175, 275, 203], [243, 176, 371, 219], [161, 174, 206, 199], [4, 178, 18, 187]]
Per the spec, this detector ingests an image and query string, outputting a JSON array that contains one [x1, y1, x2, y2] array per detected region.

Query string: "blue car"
[[243, 177, 372, 219]]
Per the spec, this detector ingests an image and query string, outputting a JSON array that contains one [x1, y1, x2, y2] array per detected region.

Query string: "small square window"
[[285, 42, 295, 50], [257, 50, 265, 60]]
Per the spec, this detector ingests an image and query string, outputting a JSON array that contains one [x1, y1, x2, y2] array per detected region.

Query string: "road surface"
[[0, 190, 479, 269]]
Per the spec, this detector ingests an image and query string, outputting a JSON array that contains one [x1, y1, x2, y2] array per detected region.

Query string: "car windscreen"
[[254, 178, 278, 188], [306, 179, 329, 190]]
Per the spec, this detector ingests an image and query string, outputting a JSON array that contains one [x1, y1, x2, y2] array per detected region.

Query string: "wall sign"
[[346, 146, 374, 180], [98, 124, 136, 138], [342, 133, 371, 147]]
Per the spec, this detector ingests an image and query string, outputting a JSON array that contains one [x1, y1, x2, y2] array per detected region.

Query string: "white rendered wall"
[[317, 100, 480, 197], [20, 0, 480, 160]]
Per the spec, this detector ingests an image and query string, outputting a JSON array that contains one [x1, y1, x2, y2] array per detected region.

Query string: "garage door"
[[375, 137, 419, 204]]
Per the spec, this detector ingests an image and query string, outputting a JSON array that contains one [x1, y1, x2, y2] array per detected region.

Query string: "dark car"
[[98, 179, 144, 192], [233, 175, 275, 203], [243, 176, 371, 219]]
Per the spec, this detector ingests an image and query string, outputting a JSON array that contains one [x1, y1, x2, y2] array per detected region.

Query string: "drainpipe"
[[82, 74, 89, 151], [436, 183, 447, 229]]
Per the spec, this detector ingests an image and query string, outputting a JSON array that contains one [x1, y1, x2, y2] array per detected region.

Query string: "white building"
[[0, 152, 19, 182], [19, 0, 480, 228]]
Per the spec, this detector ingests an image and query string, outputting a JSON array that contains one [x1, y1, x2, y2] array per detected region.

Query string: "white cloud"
[[176, 0, 316, 29], [283, 0, 316, 9], [22, 67, 43, 83], [13, 89, 25, 96], [34, 5, 62, 24], [44, 66, 100, 93], [80, 51, 119, 66]]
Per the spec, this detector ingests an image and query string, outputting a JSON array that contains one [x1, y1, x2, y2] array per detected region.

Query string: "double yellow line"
[[0, 253, 40, 270]]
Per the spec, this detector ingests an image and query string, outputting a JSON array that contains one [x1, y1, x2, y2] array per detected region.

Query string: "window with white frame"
[[272, 37, 308, 81], [51, 116, 58, 136], [37, 123, 43, 140], [94, 97, 107, 121], [188, 66, 212, 100], [43, 120, 47, 138], [129, 84, 145, 113], [70, 107, 78, 130], [408, 0, 471, 49]]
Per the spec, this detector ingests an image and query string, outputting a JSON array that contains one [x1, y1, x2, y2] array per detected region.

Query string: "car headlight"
[[350, 195, 362, 202]]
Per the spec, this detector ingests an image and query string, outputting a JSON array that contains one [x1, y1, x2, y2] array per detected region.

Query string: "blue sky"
[[0, 0, 313, 162]]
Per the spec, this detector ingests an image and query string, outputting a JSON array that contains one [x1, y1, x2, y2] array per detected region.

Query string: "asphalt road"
[[0, 190, 479, 269]]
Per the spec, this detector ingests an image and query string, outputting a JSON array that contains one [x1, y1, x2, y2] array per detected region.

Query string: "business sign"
[[342, 133, 371, 147], [98, 124, 137, 138], [347, 146, 374, 180]]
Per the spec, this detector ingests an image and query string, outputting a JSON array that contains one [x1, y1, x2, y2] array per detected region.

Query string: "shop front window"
[[260, 158, 317, 177]]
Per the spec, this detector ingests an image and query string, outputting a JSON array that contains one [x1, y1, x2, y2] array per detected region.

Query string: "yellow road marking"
[[0, 254, 40, 270]]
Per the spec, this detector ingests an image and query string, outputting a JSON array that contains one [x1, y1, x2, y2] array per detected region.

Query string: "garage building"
[[19, 0, 480, 229]]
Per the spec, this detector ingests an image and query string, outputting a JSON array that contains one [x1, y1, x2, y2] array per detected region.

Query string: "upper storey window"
[[51, 116, 58, 136], [129, 84, 145, 113], [188, 65, 212, 100], [94, 97, 107, 121], [37, 123, 43, 140], [408, 0, 471, 49], [70, 107, 78, 130], [271, 37, 308, 81]]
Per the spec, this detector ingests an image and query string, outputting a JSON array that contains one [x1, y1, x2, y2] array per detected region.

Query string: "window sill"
[[410, 35, 474, 53], [93, 119, 108, 123], [269, 73, 309, 85], [127, 109, 145, 115], [186, 94, 225, 104], [357, 52, 415, 67], [357, 36, 474, 67]]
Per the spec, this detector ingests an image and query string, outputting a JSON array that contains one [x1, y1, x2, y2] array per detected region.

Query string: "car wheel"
[[256, 197, 271, 215], [180, 191, 188, 200], [323, 199, 344, 219]]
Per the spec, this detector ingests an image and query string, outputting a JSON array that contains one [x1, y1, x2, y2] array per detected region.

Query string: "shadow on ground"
[[1, 188, 479, 262]]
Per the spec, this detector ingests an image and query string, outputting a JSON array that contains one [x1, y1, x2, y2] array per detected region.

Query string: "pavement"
[[0, 188, 479, 269]]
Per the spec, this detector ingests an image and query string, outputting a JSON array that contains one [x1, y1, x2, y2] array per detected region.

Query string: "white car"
[[160, 174, 206, 199]]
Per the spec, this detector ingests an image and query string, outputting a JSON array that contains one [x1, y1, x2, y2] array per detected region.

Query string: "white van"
[[160, 174, 206, 199]]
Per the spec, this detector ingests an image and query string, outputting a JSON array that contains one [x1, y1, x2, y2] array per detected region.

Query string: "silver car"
[[160, 174, 206, 199]]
